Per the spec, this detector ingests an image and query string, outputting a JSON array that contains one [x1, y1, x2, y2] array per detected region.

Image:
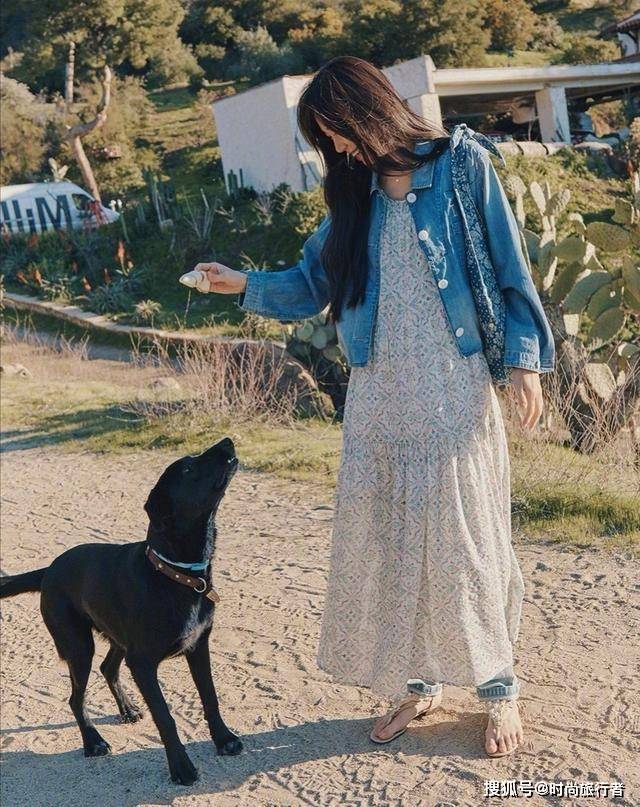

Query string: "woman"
[[193, 56, 555, 757]]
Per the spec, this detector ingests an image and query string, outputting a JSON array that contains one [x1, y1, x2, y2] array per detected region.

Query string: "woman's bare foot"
[[484, 699, 523, 756], [371, 692, 442, 743]]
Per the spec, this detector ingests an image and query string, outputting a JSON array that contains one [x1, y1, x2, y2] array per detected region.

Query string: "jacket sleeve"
[[463, 139, 556, 373], [236, 213, 332, 322]]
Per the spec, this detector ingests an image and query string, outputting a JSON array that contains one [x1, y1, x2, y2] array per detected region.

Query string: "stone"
[[0, 363, 32, 378]]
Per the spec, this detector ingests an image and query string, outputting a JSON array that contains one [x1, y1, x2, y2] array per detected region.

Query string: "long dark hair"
[[297, 55, 450, 322]]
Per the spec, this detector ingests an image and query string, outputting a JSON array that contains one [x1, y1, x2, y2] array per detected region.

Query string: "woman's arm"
[[194, 214, 332, 322], [236, 213, 332, 322], [463, 139, 556, 374]]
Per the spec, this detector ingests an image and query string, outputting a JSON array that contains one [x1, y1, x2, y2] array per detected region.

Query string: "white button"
[[437, 278, 448, 289], [418, 229, 428, 240], [406, 192, 417, 203], [455, 327, 464, 337]]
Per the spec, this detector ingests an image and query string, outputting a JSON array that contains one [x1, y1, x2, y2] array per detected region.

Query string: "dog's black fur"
[[0, 437, 242, 785]]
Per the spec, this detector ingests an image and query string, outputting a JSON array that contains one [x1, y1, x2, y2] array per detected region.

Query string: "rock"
[[496, 141, 522, 157], [226, 341, 334, 419], [516, 141, 547, 158], [0, 363, 32, 378], [574, 141, 613, 154], [150, 377, 182, 391]]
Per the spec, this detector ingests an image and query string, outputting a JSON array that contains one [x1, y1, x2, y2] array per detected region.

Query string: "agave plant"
[[133, 299, 162, 326], [504, 171, 640, 453]]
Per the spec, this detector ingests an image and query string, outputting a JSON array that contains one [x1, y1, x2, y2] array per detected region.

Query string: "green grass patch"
[[512, 483, 640, 551], [0, 371, 342, 485]]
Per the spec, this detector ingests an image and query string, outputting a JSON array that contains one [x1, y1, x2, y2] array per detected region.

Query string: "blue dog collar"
[[152, 549, 209, 572]]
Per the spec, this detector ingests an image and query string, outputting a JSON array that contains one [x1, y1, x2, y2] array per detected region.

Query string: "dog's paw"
[[120, 702, 144, 723], [216, 734, 243, 756], [169, 753, 199, 786], [84, 737, 112, 757]]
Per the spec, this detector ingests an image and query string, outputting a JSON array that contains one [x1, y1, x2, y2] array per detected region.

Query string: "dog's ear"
[[144, 486, 173, 530]]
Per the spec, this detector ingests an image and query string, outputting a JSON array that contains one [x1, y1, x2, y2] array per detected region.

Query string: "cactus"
[[587, 307, 625, 346], [585, 222, 632, 253], [586, 281, 621, 320], [505, 167, 640, 453], [546, 189, 571, 218], [284, 311, 350, 414], [613, 198, 635, 226], [562, 271, 615, 314]]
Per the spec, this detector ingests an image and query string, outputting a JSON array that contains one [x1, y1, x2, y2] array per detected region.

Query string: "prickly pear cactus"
[[504, 168, 640, 451], [283, 311, 350, 414], [504, 170, 639, 356]]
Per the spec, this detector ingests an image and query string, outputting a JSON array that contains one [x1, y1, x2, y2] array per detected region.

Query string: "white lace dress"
[[316, 193, 525, 700]]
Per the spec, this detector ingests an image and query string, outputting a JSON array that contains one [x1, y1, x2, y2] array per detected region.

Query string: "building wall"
[[214, 78, 301, 194]]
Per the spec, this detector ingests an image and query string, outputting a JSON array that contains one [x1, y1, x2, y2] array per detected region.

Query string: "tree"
[[344, 0, 490, 69], [483, 0, 537, 53], [0, 75, 51, 184], [17, 0, 186, 201], [19, 0, 188, 87], [66, 65, 112, 202]]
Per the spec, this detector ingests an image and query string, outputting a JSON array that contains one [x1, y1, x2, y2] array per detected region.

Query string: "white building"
[[212, 56, 640, 194]]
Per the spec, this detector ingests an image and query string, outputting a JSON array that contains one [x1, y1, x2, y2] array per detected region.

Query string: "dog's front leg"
[[126, 655, 198, 785], [185, 633, 243, 756]]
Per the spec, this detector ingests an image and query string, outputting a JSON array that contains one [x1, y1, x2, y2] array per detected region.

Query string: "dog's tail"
[[0, 568, 47, 598]]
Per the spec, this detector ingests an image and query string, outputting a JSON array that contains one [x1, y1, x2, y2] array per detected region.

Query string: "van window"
[[72, 194, 92, 213]]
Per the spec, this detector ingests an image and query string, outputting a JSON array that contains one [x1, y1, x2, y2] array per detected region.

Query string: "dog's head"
[[144, 437, 238, 535]]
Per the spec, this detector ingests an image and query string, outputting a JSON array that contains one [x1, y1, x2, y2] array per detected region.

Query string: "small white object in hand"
[[179, 269, 211, 293]]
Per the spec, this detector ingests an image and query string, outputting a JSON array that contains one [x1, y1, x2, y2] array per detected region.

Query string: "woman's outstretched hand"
[[193, 262, 248, 294], [510, 368, 543, 432]]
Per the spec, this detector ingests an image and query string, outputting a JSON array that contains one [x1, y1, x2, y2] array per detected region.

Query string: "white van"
[[0, 182, 119, 235]]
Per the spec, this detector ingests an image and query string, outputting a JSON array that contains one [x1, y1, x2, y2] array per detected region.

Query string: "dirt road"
[[1, 448, 638, 806]]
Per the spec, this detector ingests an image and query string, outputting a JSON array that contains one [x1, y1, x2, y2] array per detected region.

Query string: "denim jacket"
[[237, 124, 556, 385]]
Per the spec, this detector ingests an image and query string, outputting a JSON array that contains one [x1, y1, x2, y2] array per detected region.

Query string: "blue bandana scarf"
[[449, 123, 511, 387]]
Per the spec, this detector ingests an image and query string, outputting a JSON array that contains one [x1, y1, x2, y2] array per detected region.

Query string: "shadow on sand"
[[1, 711, 486, 807]]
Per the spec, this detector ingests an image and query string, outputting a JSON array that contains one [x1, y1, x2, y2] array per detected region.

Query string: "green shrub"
[[551, 33, 619, 65], [223, 26, 305, 85], [0, 76, 51, 184]]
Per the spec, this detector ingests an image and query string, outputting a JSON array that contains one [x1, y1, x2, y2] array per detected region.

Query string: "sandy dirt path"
[[0, 447, 638, 807]]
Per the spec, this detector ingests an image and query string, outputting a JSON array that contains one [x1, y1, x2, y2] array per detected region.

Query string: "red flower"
[[116, 240, 126, 267]]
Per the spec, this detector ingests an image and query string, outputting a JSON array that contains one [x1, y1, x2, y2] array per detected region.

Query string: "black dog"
[[0, 437, 242, 785]]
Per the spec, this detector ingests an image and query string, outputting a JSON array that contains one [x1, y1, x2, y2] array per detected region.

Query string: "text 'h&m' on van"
[[0, 182, 119, 236]]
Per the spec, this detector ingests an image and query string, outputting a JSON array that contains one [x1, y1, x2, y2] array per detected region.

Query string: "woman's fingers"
[[190, 262, 247, 294], [511, 369, 544, 432], [193, 262, 227, 292], [522, 383, 543, 431], [194, 262, 221, 273]]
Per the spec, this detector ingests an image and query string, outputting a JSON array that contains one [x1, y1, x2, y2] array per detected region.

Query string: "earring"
[[346, 152, 354, 170]]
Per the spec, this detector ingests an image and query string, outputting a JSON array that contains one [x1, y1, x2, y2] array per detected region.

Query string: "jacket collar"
[[369, 139, 437, 196]]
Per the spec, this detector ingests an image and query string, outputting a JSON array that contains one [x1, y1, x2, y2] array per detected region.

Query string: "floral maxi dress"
[[316, 193, 525, 700]]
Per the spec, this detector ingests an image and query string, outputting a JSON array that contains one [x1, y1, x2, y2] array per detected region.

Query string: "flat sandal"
[[370, 691, 442, 745], [484, 698, 521, 758]]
